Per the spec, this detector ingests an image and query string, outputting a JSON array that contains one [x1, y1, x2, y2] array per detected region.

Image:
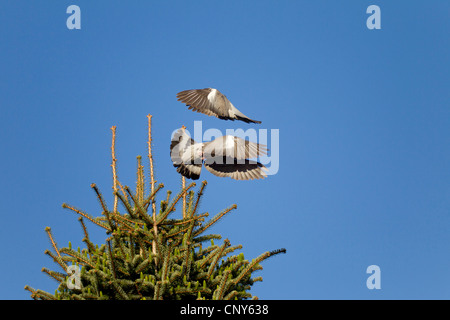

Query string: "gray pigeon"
[[176, 88, 262, 124], [170, 127, 268, 180]]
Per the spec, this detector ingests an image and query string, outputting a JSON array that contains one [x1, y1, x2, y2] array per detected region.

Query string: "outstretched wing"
[[176, 88, 230, 119], [203, 135, 268, 160], [204, 156, 268, 180], [176, 88, 261, 123]]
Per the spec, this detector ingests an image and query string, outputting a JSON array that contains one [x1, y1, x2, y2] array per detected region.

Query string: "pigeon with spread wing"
[[176, 88, 262, 124], [170, 127, 268, 180]]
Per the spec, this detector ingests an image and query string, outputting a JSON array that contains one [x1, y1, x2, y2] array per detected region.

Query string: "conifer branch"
[[44, 227, 63, 261], [184, 216, 196, 244], [136, 236, 149, 260], [251, 276, 263, 283], [111, 280, 130, 300], [78, 217, 96, 259], [161, 242, 173, 285], [223, 290, 239, 300], [111, 126, 119, 213], [111, 232, 128, 263], [165, 190, 172, 205], [41, 268, 66, 283], [156, 182, 196, 224], [222, 245, 244, 260], [167, 224, 192, 239], [44, 249, 68, 272], [25, 287, 56, 300], [182, 176, 186, 219], [154, 281, 162, 300], [91, 183, 116, 231], [213, 269, 231, 300], [135, 258, 151, 274], [125, 186, 154, 226], [182, 243, 193, 280], [233, 248, 286, 285], [168, 212, 208, 226], [191, 181, 207, 218], [118, 180, 129, 202], [136, 156, 145, 203], [193, 234, 222, 246], [24, 286, 39, 300], [114, 192, 137, 219], [77, 217, 89, 244], [60, 248, 96, 269], [143, 183, 164, 209], [109, 210, 142, 231], [106, 240, 117, 279], [193, 204, 237, 238], [198, 242, 220, 264], [207, 239, 230, 278], [62, 203, 112, 231], [90, 183, 108, 212], [147, 115, 158, 258], [147, 114, 156, 200]]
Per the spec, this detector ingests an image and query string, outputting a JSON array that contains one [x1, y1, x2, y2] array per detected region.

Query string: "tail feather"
[[235, 115, 262, 124]]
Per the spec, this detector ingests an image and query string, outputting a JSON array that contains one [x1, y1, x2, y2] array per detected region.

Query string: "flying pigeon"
[[176, 88, 262, 124], [170, 127, 268, 180]]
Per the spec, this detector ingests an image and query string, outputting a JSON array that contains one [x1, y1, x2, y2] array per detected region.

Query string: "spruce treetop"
[[25, 115, 285, 300]]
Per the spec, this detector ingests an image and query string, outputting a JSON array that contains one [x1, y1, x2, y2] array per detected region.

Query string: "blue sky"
[[0, 1, 449, 300]]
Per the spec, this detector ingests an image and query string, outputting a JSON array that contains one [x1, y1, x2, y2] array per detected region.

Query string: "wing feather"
[[203, 136, 268, 160], [204, 157, 267, 180], [177, 88, 229, 119]]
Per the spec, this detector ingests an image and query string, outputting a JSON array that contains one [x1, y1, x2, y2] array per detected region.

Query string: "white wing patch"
[[207, 88, 217, 104], [225, 135, 236, 158], [225, 135, 235, 149]]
